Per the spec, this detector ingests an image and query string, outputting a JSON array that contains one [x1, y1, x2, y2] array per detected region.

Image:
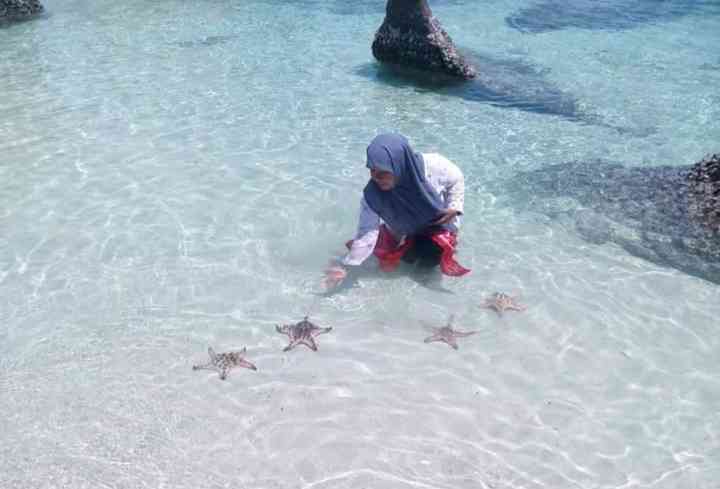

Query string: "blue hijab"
[[363, 133, 446, 236]]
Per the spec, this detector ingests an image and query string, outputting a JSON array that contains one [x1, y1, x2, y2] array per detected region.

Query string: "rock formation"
[[500, 153, 720, 284], [687, 153, 720, 234], [372, 0, 476, 79], [1, 0, 43, 23]]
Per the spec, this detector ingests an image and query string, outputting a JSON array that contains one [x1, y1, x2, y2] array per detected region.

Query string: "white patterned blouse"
[[341, 153, 465, 267]]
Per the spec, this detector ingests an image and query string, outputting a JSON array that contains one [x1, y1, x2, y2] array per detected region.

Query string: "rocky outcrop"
[[686, 153, 720, 234], [499, 153, 720, 284], [372, 0, 476, 79], [0, 0, 43, 22]]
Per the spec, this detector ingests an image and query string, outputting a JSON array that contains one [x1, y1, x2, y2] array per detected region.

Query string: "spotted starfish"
[[423, 314, 477, 350], [193, 347, 257, 380], [480, 292, 527, 316], [276, 316, 332, 352]]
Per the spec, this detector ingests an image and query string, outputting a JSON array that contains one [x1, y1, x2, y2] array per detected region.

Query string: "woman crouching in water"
[[325, 133, 470, 289]]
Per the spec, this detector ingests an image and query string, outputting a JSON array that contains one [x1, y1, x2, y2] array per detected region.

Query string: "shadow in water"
[[506, 0, 719, 33], [355, 57, 584, 121], [355, 53, 655, 136]]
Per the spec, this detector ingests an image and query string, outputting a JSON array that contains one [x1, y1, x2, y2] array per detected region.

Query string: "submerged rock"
[[357, 51, 582, 120], [0, 0, 43, 23], [501, 154, 720, 284], [372, 0, 476, 79], [505, 0, 710, 34], [356, 51, 656, 135], [686, 153, 720, 235]]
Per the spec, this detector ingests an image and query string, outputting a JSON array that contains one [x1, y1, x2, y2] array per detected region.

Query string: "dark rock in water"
[[455, 50, 584, 120], [357, 48, 655, 134], [372, 0, 476, 79], [574, 209, 613, 244], [500, 154, 720, 284], [505, 0, 713, 34], [686, 153, 720, 235], [254, 0, 468, 16], [355, 52, 654, 135], [0, 0, 43, 23]]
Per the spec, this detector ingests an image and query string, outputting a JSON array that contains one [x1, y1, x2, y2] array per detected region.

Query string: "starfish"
[[480, 292, 527, 316], [193, 347, 257, 380], [276, 316, 332, 351], [423, 314, 477, 350]]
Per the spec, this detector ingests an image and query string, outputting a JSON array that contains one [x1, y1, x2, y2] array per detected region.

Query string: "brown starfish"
[[193, 347, 257, 380], [276, 316, 332, 352], [480, 292, 527, 316], [423, 314, 477, 350]]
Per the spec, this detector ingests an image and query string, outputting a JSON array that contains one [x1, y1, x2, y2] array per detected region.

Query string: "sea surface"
[[1, 1, 720, 488]]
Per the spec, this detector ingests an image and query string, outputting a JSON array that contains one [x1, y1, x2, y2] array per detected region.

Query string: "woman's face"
[[370, 168, 396, 191]]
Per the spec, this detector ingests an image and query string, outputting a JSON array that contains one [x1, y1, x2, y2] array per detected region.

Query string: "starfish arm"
[[208, 347, 218, 361], [316, 327, 332, 336], [454, 330, 477, 337], [509, 304, 527, 311], [238, 359, 257, 370], [300, 337, 319, 351], [283, 340, 296, 352], [424, 333, 443, 343], [276, 324, 287, 334], [219, 368, 228, 380], [444, 337, 459, 349]]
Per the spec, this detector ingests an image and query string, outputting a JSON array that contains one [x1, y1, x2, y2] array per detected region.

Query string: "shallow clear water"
[[2, 1, 720, 488]]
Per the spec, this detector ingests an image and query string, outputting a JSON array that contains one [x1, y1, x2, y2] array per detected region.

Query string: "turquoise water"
[[2, 1, 720, 488]]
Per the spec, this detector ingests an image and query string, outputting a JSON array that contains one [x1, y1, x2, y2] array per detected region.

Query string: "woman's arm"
[[341, 197, 381, 266], [325, 198, 381, 290]]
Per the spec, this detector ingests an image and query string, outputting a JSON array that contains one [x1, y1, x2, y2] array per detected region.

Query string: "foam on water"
[[1, 0, 720, 488]]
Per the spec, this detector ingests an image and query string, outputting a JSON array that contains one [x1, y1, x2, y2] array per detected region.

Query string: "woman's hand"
[[323, 264, 348, 290], [432, 209, 460, 226]]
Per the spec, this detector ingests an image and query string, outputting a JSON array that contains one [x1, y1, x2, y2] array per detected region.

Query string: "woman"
[[325, 133, 470, 289]]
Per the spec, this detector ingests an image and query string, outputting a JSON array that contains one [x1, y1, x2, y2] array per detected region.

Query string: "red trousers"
[[349, 225, 470, 277]]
